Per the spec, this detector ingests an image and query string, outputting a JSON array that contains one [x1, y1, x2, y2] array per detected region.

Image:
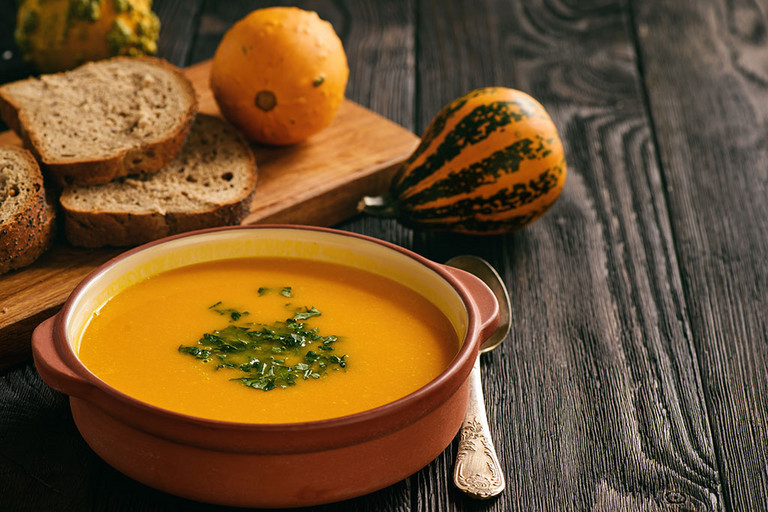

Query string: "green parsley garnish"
[[292, 306, 321, 321], [179, 299, 347, 391], [208, 301, 249, 322], [257, 286, 293, 298]]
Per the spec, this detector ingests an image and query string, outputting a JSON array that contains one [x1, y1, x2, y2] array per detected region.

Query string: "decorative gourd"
[[360, 87, 567, 235], [210, 7, 349, 146], [15, 0, 160, 73]]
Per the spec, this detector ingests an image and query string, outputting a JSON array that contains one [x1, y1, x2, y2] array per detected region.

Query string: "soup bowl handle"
[[443, 267, 499, 344], [32, 316, 93, 399]]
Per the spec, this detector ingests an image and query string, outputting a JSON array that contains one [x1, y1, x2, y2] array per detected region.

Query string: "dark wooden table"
[[2, 1, 767, 510]]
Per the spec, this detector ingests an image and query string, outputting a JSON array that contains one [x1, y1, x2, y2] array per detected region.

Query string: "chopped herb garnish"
[[179, 301, 347, 391], [257, 286, 293, 298], [209, 302, 249, 322], [291, 306, 321, 321], [178, 345, 212, 359]]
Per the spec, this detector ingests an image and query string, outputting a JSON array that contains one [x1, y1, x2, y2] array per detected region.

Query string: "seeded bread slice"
[[0, 146, 56, 275], [61, 114, 258, 248], [0, 57, 198, 187]]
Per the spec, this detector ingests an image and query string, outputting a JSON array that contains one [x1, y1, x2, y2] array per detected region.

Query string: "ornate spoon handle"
[[454, 357, 505, 499]]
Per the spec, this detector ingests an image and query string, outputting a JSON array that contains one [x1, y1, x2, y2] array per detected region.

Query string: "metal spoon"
[[446, 255, 511, 499]]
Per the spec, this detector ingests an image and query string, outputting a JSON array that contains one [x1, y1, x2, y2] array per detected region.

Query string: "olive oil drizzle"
[[178, 288, 347, 391]]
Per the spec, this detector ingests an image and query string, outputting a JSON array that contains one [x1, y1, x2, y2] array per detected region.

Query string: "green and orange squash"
[[360, 87, 567, 235], [15, 0, 160, 73]]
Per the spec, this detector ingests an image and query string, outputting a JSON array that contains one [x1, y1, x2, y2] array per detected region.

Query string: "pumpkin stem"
[[358, 194, 399, 218]]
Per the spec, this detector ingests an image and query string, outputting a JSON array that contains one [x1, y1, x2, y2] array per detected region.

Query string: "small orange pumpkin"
[[210, 7, 349, 146]]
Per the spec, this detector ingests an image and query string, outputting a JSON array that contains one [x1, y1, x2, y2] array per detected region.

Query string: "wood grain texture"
[[0, 0, 34, 130], [2, 0, 766, 510], [409, 0, 723, 509], [633, 0, 768, 510], [154, 0, 205, 67]]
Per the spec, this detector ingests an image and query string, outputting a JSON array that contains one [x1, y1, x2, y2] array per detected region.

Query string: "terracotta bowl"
[[32, 225, 499, 508]]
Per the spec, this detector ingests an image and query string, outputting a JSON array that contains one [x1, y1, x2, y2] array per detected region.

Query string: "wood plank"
[[633, 0, 768, 509], [0, 59, 419, 369], [409, 0, 724, 509], [0, 0, 34, 133], [153, 0, 205, 67]]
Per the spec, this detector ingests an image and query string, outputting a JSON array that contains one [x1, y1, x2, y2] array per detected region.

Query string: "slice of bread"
[[61, 114, 258, 248], [0, 57, 198, 187], [0, 146, 56, 274]]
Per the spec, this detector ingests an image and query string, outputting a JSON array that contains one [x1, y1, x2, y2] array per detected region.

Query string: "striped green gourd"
[[360, 87, 567, 235]]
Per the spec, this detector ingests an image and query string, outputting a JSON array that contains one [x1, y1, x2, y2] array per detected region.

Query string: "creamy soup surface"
[[77, 257, 460, 423]]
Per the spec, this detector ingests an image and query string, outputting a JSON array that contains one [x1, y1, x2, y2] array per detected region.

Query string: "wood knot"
[[663, 489, 687, 505]]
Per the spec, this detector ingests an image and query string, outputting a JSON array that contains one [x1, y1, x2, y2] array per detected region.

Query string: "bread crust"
[[0, 200, 57, 274], [0, 147, 56, 274], [63, 188, 255, 248], [0, 57, 199, 187]]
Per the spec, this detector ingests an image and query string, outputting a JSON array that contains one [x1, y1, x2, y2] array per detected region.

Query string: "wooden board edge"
[[0, 305, 59, 371], [244, 152, 408, 225]]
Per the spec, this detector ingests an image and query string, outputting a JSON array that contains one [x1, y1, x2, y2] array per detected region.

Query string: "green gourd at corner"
[[15, 0, 160, 73], [360, 87, 567, 235]]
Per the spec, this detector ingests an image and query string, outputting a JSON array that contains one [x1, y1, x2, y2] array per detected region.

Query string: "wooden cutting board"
[[0, 60, 420, 369]]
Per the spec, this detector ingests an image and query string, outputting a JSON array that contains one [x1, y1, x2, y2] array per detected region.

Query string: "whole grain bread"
[[0, 146, 56, 274], [61, 114, 257, 248], [0, 57, 198, 187]]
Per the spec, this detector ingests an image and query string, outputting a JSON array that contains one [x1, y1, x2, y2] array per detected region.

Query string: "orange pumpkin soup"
[[77, 257, 460, 423]]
